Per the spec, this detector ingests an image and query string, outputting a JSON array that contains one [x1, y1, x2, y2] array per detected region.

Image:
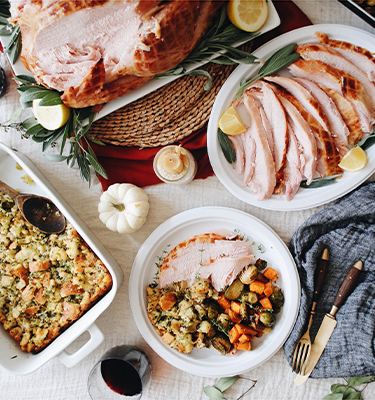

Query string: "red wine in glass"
[[88, 346, 151, 399]]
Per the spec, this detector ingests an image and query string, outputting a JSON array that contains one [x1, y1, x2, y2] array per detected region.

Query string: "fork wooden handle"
[[312, 248, 329, 303], [332, 260, 363, 313]]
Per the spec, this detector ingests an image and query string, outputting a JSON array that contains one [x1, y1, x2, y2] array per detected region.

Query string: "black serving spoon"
[[0, 180, 66, 234]]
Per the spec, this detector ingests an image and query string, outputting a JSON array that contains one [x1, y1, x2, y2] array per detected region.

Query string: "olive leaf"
[[203, 385, 225, 400], [0, 1, 22, 63], [344, 393, 362, 400], [214, 376, 239, 393], [218, 129, 236, 164], [347, 376, 375, 387]]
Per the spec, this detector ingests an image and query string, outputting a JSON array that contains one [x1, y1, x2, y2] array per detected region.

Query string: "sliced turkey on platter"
[[225, 33, 374, 201]]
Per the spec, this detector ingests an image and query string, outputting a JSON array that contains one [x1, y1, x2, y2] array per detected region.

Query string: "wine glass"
[[87, 345, 151, 399]]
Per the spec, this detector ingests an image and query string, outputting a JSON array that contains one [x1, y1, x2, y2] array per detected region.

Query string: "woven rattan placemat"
[[90, 63, 235, 148]]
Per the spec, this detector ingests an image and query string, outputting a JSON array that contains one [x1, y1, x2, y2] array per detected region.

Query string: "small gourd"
[[98, 183, 149, 233]]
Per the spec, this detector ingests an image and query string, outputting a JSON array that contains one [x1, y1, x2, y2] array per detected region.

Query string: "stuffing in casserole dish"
[[0, 191, 112, 353]]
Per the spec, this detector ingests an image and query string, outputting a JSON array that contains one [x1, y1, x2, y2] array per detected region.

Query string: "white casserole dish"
[[0, 142, 123, 375]]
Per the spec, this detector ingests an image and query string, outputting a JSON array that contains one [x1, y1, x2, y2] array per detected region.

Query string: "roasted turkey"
[[10, 0, 223, 108]]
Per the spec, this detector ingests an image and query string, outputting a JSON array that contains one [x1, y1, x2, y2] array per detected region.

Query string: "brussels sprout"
[[259, 311, 275, 327], [255, 258, 268, 271], [211, 335, 232, 354], [224, 279, 244, 300], [217, 313, 230, 329], [247, 291, 258, 304], [270, 287, 284, 313], [239, 302, 247, 319], [239, 265, 258, 284], [207, 304, 219, 320]]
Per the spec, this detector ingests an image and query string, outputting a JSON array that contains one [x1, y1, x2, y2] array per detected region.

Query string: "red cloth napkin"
[[94, 0, 312, 190]]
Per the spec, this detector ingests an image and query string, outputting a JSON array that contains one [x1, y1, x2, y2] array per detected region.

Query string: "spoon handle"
[[0, 180, 19, 199]]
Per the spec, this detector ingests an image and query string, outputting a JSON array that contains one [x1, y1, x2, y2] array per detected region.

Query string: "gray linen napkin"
[[284, 182, 375, 378]]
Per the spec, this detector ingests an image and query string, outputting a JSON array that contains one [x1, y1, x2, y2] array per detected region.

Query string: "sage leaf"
[[215, 376, 239, 392], [218, 129, 236, 164], [331, 384, 350, 394], [15, 75, 36, 85], [347, 376, 375, 387], [203, 385, 225, 400], [44, 154, 68, 162], [38, 92, 62, 106], [21, 117, 38, 130], [300, 174, 342, 188], [357, 133, 375, 151], [323, 393, 344, 400], [343, 392, 362, 400], [258, 43, 298, 75], [187, 69, 213, 91]]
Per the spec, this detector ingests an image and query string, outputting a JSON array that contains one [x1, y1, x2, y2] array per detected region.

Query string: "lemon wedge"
[[338, 146, 368, 172], [228, 0, 268, 32], [32, 98, 71, 130], [219, 105, 247, 136]]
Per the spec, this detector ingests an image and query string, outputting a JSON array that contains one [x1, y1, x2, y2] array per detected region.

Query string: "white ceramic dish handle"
[[58, 324, 104, 368]]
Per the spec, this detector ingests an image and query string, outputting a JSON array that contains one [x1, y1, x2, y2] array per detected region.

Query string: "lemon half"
[[219, 105, 247, 136], [338, 146, 368, 172], [32, 98, 71, 131], [228, 0, 269, 33]]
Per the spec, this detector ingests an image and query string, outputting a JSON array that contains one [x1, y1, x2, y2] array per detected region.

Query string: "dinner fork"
[[292, 247, 329, 374]]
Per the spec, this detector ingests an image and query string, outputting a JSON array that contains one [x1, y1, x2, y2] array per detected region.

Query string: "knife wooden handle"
[[312, 248, 329, 303], [333, 260, 363, 312]]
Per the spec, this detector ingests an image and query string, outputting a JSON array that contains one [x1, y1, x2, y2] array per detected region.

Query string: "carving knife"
[[295, 260, 363, 385]]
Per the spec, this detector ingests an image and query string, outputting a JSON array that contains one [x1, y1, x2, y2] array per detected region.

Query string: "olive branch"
[[0, 0, 21, 63]]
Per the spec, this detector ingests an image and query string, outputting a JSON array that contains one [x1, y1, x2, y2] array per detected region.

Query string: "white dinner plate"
[[129, 207, 300, 377], [0, 2, 280, 121], [207, 24, 375, 211]]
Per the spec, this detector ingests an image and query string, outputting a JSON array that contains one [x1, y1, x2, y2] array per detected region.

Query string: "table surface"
[[0, 2, 374, 399]]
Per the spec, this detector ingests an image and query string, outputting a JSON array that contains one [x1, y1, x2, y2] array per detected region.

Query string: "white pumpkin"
[[98, 183, 149, 234]]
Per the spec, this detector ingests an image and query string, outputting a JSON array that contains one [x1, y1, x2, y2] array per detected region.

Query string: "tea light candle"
[[153, 145, 197, 184]]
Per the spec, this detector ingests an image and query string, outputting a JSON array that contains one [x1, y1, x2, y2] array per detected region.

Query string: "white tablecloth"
[[0, 2, 374, 399]]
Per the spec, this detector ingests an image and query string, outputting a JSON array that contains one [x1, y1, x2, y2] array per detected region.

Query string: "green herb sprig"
[[204, 376, 257, 400], [0, 0, 21, 63], [14, 75, 107, 184], [218, 129, 236, 164], [322, 375, 375, 400], [157, 7, 259, 90], [237, 43, 300, 97]]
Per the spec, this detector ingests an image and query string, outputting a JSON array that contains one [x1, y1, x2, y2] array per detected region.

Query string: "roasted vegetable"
[[245, 291, 258, 304], [230, 301, 241, 314], [224, 279, 244, 300], [264, 282, 274, 297], [235, 323, 257, 336], [255, 258, 267, 270], [235, 341, 251, 351], [227, 309, 241, 323], [206, 301, 220, 320], [249, 281, 265, 295], [229, 325, 241, 343], [264, 267, 278, 281], [239, 265, 258, 284], [260, 297, 273, 310], [217, 294, 231, 310], [211, 335, 231, 354], [270, 287, 284, 313], [259, 311, 275, 327], [217, 313, 230, 329]]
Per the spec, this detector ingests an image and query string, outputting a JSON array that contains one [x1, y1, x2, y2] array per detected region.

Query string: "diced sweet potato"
[[235, 323, 257, 336], [264, 282, 274, 297], [260, 297, 273, 309], [227, 309, 242, 323], [236, 341, 252, 351], [264, 267, 278, 281], [230, 301, 241, 314], [229, 326, 241, 344], [249, 281, 265, 294], [238, 334, 251, 344], [217, 295, 231, 310]]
